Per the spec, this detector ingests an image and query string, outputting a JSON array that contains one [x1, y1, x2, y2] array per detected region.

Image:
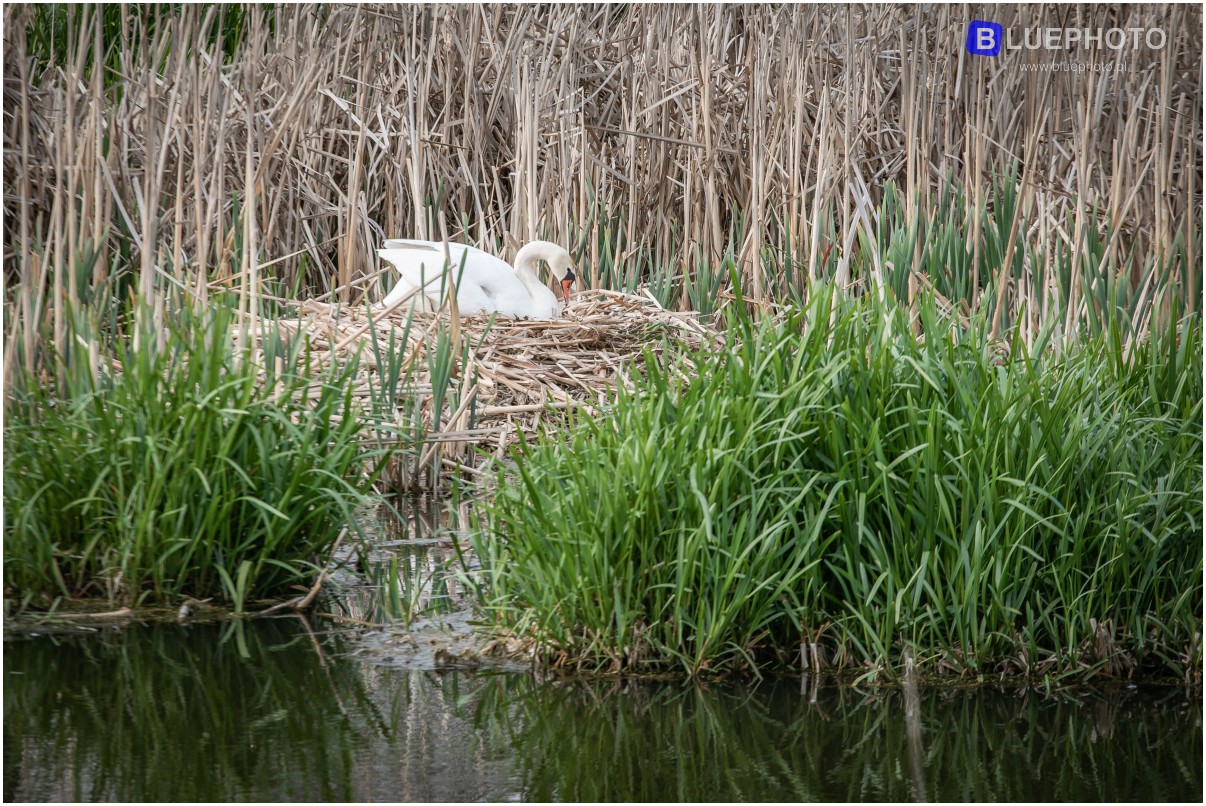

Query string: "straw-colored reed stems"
[[4, 5, 1200, 393], [272, 289, 722, 485]]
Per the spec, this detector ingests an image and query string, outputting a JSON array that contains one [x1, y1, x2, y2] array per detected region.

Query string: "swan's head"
[[516, 241, 577, 305]]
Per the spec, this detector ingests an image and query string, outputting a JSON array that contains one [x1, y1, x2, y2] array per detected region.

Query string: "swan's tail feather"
[[382, 239, 441, 251]]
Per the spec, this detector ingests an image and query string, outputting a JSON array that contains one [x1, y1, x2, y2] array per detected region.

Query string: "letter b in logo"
[[966, 20, 1003, 56]]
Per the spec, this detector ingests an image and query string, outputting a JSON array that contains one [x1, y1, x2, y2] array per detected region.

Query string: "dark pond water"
[[4, 617, 1201, 802]]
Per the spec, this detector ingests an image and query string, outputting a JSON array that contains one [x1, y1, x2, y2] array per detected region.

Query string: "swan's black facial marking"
[[560, 268, 575, 305]]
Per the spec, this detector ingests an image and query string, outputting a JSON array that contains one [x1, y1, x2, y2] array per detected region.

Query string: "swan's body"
[[377, 239, 575, 318]]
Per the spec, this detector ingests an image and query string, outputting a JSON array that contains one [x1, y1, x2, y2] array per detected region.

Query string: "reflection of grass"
[[4, 628, 532, 802], [364, 547, 461, 624], [331, 500, 470, 626], [479, 678, 1201, 802], [6, 628, 1199, 802], [476, 288, 1203, 678], [2, 621, 385, 801]]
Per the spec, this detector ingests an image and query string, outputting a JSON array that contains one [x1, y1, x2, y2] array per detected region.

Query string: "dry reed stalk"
[[276, 290, 721, 477], [3, 4, 1201, 391]]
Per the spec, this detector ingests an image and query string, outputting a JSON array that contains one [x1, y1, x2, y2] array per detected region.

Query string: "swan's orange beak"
[[561, 269, 576, 306]]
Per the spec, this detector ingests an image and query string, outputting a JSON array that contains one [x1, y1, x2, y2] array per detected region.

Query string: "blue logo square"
[[966, 21, 1003, 56]]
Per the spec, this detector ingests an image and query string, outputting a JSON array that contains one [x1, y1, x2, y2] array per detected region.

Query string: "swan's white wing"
[[486, 278, 561, 318], [378, 239, 561, 318], [382, 240, 510, 276], [378, 273, 435, 312], [378, 248, 446, 311], [382, 238, 442, 251], [379, 242, 513, 315]]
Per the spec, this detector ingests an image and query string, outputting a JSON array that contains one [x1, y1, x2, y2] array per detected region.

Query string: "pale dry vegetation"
[[4, 3, 1202, 381]]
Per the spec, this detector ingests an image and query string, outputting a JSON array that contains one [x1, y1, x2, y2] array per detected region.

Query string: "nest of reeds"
[[281, 289, 724, 486]]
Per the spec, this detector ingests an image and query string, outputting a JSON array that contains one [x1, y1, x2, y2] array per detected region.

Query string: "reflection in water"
[[902, 651, 927, 802], [332, 496, 470, 626], [503, 676, 1201, 802], [4, 618, 517, 802], [5, 619, 1202, 802]]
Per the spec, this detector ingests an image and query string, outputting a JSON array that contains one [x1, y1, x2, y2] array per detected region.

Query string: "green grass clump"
[[22, 3, 270, 82], [473, 289, 1202, 678], [4, 299, 373, 611]]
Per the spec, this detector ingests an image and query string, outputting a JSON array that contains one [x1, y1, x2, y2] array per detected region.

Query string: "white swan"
[[377, 239, 576, 318]]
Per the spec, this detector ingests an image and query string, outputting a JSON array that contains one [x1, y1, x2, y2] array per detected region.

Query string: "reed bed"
[[4, 4, 1200, 394], [3, 4, 1201, 656], [473, 288, 1203, 680], [271, 290, 723, 487], [4, 299, 375, 611]]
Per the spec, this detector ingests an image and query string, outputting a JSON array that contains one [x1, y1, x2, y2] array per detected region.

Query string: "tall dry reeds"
[[4, 3, 1202, 385]]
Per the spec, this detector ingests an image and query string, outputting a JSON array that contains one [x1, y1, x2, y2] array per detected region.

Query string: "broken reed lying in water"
[[3, 298, 378, 612], [473, 287, 1203, 681]]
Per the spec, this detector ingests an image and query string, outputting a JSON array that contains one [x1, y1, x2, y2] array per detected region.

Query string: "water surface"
[[4, 618, 1200, 802]]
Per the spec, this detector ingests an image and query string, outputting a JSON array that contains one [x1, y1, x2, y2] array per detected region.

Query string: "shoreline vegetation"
[[475, 286, 1202, 681], [5, 299, 378, 613], [4, 5, 1202, 683]]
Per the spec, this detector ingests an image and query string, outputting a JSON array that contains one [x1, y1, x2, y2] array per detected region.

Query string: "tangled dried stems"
[[276, 289, 721, 486], [4, 4, 1201, 378]]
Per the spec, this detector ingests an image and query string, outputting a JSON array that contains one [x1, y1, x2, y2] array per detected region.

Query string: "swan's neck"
[[513, 241, 559, 294], [512, 248, 541, 284]]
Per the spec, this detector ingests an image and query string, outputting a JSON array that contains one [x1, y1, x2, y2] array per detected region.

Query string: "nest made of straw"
[[281, 289, 724, 482]]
